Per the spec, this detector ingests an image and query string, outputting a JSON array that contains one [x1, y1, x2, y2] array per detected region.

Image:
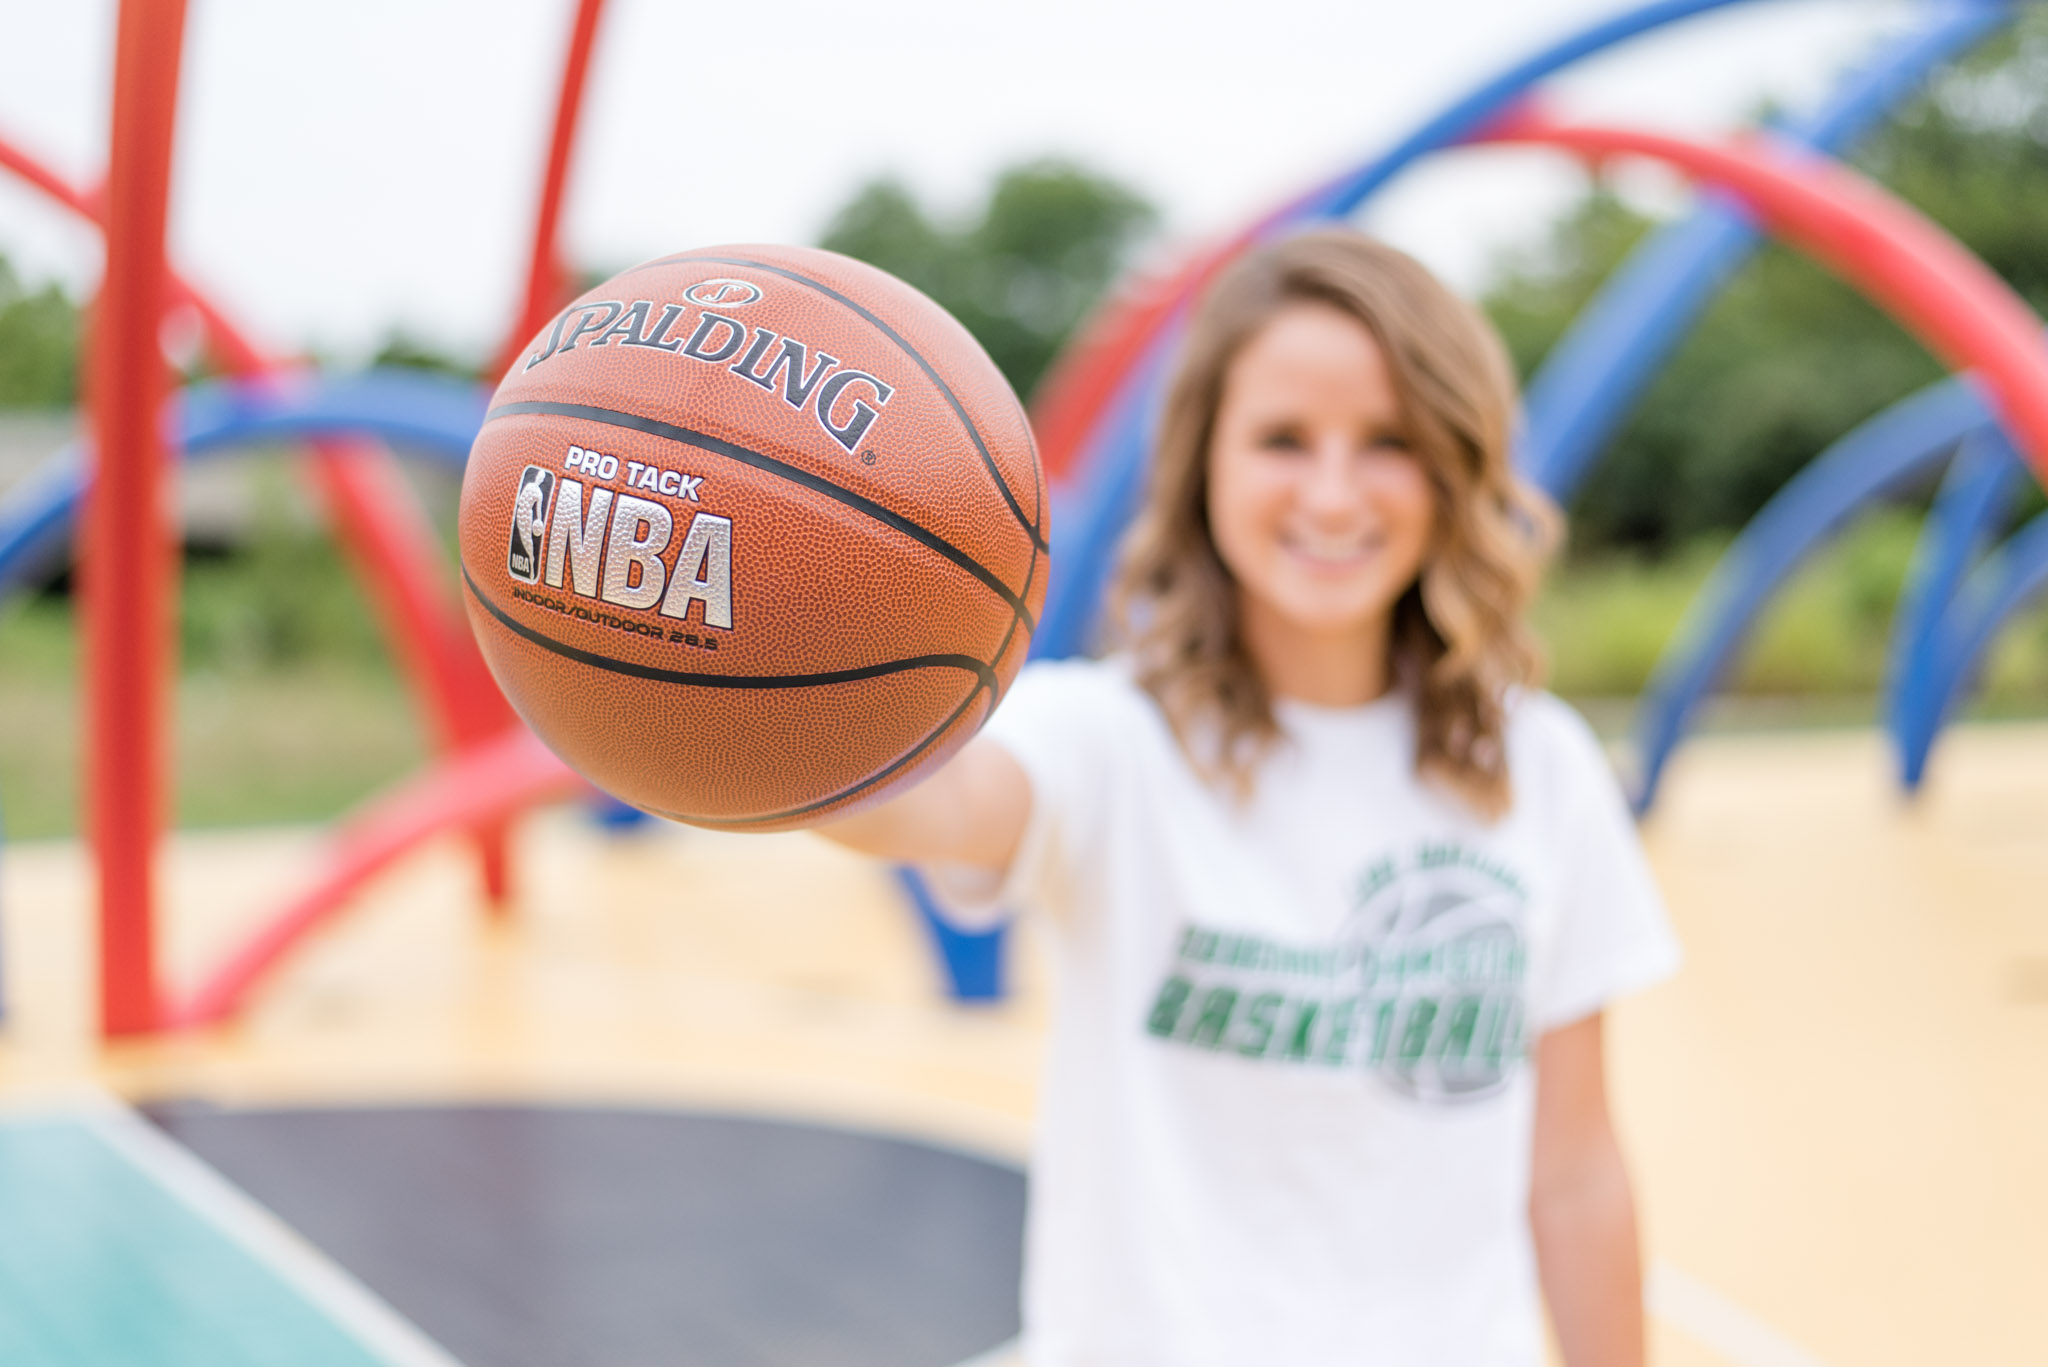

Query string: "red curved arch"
[[493, 0, 609, 380], [165, 728, 586, 1029], [1029, 253, 1202, 481], [1477, 106, 2048, 484]]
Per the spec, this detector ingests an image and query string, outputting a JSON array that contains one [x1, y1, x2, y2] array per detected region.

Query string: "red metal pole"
[[469, 0, 609, 911], [87, 0, 190, 1038], [492, 0, 608, 380]]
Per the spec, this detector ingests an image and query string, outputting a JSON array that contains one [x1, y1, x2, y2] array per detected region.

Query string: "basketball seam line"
[[651, 676, 995, 828], [650, 251, 1048, 553], [484, 399, 1036, 635], [462, 565, 998, 692], [986, 538, 1035, 673]]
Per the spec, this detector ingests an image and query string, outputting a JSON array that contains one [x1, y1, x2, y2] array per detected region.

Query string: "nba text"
[[504, 462, 733, 630]]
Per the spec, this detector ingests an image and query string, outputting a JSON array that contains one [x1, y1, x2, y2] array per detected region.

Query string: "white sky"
[[0, 0, 1926, 364]]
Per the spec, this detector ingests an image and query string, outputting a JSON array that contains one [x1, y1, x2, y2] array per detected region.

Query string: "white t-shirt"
[[964, 656, 1680, 1367]]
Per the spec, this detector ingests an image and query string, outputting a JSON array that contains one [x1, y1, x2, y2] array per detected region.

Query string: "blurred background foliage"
[[819, 157, 1157, 402], [1485, 13, 2048, 552], [0, 254, 80, 407], [4, 21, 2048, 834]]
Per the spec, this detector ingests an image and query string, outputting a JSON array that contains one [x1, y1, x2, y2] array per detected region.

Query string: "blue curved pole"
[[1884, 424, 2024, 782], [1524, 204, 1758, 498], [0, 450, 89, 602], [1629, 376, 1991, 810], [1525, 2, 2010, 499], [0, 369, 489, 595], [1897, 506, 2048, 780], [1296, 0, 1778, 222], [1035, 344, 1173, 658]]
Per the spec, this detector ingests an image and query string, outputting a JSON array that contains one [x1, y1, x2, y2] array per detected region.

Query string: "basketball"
[[456, 245, 1047, 830]]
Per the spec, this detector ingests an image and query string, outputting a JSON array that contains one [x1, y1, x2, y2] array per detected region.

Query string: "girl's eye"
[[1258, 427, 1307, 452], [1365, 433, 1413, 455]]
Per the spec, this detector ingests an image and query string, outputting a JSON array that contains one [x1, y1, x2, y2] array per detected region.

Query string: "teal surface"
[[0, 1117, 394, 1367]]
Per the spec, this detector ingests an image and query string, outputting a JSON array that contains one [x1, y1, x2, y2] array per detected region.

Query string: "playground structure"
[[3, 0, 2048, 1040]]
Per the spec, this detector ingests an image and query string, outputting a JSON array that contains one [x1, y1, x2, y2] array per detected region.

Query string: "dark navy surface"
[[146, 1103, 1025, 1367]]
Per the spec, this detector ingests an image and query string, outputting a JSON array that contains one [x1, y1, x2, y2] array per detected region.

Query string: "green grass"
[[1536, 508, 2048, 711], [0, 530, 425, 840]]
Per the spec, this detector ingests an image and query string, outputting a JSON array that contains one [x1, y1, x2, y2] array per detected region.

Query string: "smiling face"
[[1205, 300, 1436, 695]]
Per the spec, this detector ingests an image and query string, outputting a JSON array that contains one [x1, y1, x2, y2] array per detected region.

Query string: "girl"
[[820, 228, 1678, 1367]]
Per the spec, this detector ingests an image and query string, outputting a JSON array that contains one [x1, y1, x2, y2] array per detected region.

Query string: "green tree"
[[370, 330, 478, 379], [0, 254, 81, 408], [1482, 12, 2048, 554], [819, 158, 1156, 401]]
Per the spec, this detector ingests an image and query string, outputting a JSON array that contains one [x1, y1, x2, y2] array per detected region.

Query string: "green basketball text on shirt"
[[1142, 839, 1533, 1101], [1146, 975, 1524, 1073]]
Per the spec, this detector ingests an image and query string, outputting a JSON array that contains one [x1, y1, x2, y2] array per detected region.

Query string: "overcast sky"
[[0, 0, 1925, 364]]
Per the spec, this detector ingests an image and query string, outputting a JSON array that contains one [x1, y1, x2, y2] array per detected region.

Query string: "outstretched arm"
[[813, 735, 1033, 874], [1530, 1012, 1647, 1367]]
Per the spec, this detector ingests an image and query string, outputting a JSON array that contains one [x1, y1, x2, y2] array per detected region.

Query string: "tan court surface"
[[2, 719, 2044, 1366]]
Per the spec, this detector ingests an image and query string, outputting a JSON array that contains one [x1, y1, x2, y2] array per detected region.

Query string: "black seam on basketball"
[[1027, 425, 1044, 579], [463, 567, 998, 693], [485, 399, 1035, 636], [674, 553, 1028, 829], [651, 676, 995, 828], [986, 535, 1036, 671], [1019, 492, 1040, 654], [644, 251, 1047, 552]]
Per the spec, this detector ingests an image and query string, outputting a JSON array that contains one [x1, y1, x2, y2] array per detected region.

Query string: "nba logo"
[[507, 466, 555, 583]]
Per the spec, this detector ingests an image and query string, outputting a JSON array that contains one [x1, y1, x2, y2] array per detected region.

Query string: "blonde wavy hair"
[[1109, 228, 1559, 818]]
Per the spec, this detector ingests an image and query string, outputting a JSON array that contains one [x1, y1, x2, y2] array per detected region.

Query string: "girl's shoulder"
[[986, 654, 1186, 779], [1503, 689, 1628, 812]]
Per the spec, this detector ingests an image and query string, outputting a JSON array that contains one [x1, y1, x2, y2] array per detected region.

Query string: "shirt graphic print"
[[1143, 838, 1530, 1103]]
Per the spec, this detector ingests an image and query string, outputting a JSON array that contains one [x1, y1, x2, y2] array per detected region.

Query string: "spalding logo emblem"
[[683, 278, 763, 307]]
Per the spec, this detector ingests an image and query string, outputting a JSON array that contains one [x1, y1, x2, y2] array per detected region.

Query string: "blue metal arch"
[[1897, 506, 2048, 779], [0, 368, 489, 597], [1884, 425, 2024, 783], [1034, 344, 1172, 658], [1628, 376, 1989, 808]]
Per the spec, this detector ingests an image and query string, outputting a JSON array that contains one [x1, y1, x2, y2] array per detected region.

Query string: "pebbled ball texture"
[[457, 245, 1047, 830]]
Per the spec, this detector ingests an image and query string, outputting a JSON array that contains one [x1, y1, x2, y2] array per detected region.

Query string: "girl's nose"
[[1301, 437, 1363, 514]]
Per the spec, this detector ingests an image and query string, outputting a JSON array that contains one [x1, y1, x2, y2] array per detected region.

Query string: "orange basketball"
[[457, 245, 1047, 830]]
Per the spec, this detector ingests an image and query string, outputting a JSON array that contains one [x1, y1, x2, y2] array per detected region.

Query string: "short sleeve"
[[915, 656, 1130, 929], [1526, 700, 1683, 1032]]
